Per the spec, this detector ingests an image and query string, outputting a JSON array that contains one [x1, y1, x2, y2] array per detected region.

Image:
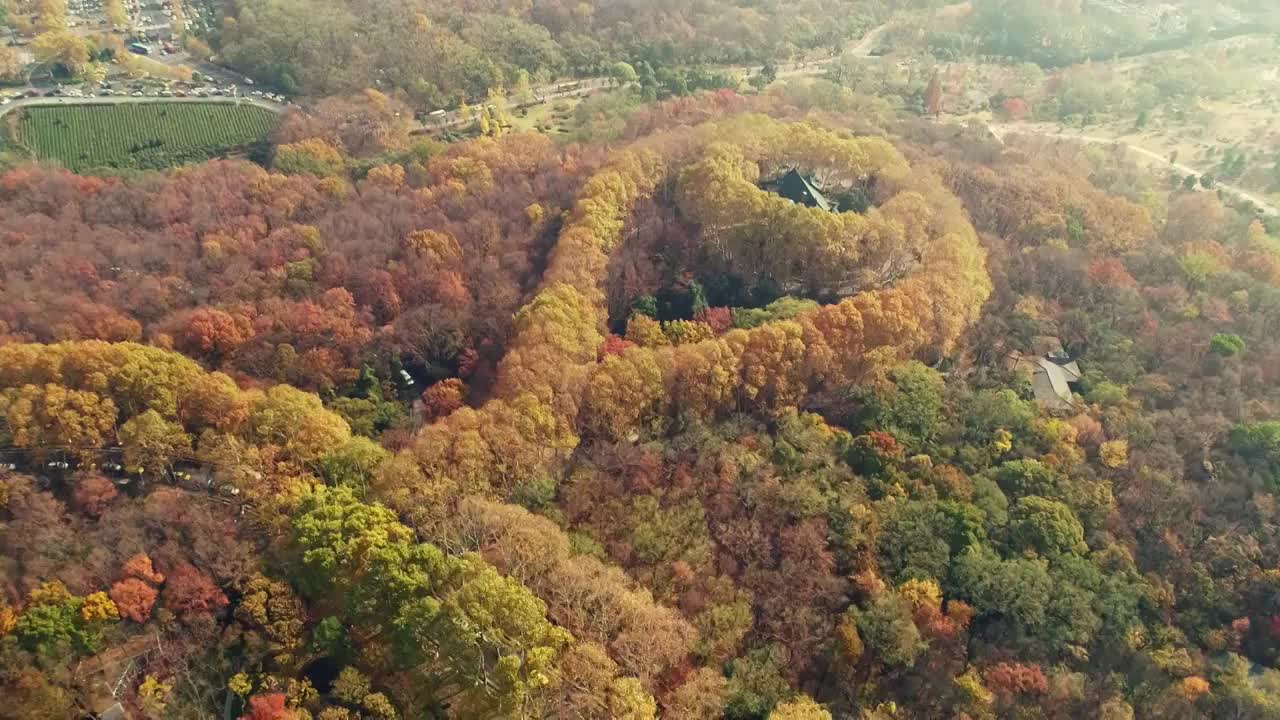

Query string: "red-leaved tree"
[[421, 379, 467, 421], [163, 563, 228, 616], [122, 553, 166, 585], [240, 693, 288, 720], [110, 578, 159, 623], [71, 474, 118, 518]]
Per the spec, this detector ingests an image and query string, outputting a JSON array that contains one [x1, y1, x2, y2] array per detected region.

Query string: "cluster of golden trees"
[[371, 121, 992, 710], [0, 341, 353, 506], [397, 147, 667, 522], [399, 117, 990, 519], [0, 117, 991, 719]]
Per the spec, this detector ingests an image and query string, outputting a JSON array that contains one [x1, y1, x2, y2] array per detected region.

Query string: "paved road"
[[0, 6, 913, 141], [0, 93, 287, 120], [420, 78, 612, 131], [3, 5, 913, 136], [989, 123, 1279, 216], [421, 10, 913, 131]]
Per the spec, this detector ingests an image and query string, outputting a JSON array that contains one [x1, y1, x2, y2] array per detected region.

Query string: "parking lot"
[[66, 0, 220, 38], [0, 0, 291, 109]]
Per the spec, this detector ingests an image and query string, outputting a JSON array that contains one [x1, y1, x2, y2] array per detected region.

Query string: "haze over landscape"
[[3, 1, 1280, 718]]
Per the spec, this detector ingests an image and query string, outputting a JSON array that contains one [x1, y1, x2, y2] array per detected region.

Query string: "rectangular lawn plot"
[[17, 103, 279, 172]]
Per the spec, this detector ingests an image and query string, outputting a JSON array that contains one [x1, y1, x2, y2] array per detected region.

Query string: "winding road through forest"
[[1, 7, 902, 131], [988, 122, 1280, 216], [5, 6, 1275, 218], [18, 88, 1271, 220]]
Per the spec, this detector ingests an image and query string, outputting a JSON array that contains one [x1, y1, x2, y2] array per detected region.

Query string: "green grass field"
[[16, 103, 279, 172]]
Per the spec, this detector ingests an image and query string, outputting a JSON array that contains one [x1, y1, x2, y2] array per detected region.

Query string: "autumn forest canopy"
[[7, 1, 1280, 719], [215, 0, 909, 104]]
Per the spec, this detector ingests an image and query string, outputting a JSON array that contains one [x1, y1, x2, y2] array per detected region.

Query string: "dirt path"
[[989, 122, 1279, 216], [850, 17, 896, 56]]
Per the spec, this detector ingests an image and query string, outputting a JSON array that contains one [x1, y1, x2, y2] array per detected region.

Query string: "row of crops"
[[15, 102, 279, 172]]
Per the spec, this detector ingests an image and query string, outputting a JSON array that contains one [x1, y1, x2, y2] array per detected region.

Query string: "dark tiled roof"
[[772, 169, 832, 212]]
